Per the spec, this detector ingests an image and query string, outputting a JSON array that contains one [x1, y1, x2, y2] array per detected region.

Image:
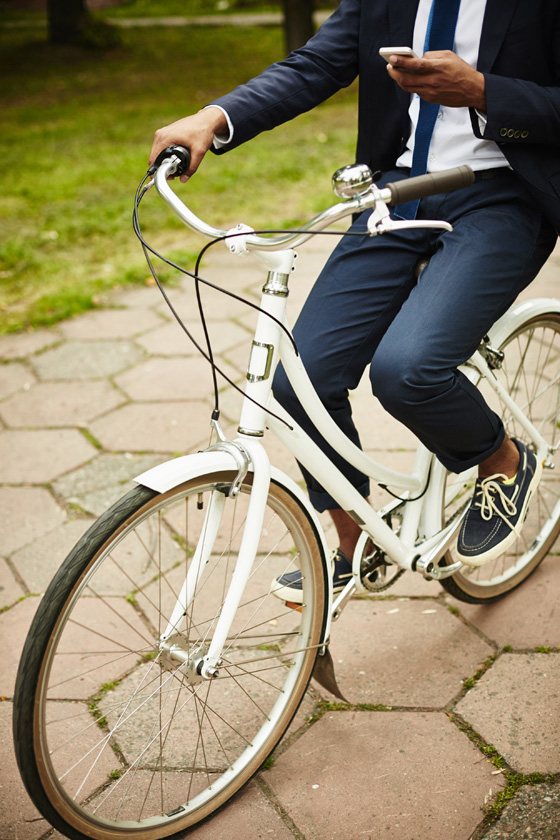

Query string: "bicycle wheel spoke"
[[221, 658, 289, 691]]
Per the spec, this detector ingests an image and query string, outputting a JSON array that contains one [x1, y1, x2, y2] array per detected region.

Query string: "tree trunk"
[[282, 0, 315, 54], [47, 0, 90, 45]]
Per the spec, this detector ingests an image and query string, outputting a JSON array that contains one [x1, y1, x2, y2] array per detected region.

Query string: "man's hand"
[[149, 107, 228, 182], [387, 50, 487, 111]]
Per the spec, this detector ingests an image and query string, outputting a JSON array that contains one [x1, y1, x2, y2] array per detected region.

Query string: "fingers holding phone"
[[380, 48, 487, 110], [379, 46, 419, 73]]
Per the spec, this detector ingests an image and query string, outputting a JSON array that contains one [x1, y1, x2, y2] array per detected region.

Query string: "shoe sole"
[[270, 579, 351, 605], [270, 580, 304, 604], [458, 455, 543, 568]]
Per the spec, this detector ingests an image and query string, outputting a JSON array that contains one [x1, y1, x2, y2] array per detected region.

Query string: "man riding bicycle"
[[149, 0, 560, 597]]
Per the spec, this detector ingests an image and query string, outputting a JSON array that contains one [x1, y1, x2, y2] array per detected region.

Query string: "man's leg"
[[273, 171, 437, 598], [368, 172, 556, 565], [273, 173, 433, 513], [274, 170, 556, 597]]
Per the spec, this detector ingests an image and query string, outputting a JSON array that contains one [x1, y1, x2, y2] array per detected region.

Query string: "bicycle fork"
[[158, 438, 271, 681]]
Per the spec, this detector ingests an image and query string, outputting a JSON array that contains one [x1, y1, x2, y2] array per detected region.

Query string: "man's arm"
[[478, 73, 560, 146], [148, 0, 361, 179], [148, 107, 228, 182], [387, 49, 560, 147], [207, 0, 361, 154]]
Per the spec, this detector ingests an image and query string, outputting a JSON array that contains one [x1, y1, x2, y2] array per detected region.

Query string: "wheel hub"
[[158, 632, 208, 685]]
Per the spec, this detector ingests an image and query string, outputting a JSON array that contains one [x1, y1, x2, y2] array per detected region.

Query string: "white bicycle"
[[13, 149, 560, 840]]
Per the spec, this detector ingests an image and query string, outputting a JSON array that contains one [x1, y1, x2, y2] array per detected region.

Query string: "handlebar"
[[383, 166, 475, 206], [150, 146, 474, 252]]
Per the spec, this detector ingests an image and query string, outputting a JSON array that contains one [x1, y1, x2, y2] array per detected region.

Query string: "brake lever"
[[367, 207, 453, 236]]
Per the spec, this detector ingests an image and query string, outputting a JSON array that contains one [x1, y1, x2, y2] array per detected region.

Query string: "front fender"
[[135, 450, 241, 493]]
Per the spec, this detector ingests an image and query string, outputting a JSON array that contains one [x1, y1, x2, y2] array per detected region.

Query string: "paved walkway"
[[1, 236, 559, 839], [5, 10, 332, 29]]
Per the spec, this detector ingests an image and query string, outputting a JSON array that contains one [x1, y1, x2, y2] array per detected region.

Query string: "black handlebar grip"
[[384, 165, 475, 206], [147, 145, 191, 177]]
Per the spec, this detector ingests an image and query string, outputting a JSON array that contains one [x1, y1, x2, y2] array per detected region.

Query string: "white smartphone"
[[378, 46, 419, 63]]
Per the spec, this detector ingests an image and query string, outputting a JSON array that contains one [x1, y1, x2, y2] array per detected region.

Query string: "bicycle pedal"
[[285, 601, 303, 612]]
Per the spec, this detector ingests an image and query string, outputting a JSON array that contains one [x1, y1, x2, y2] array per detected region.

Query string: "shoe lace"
[[475, 473, 518, 528]]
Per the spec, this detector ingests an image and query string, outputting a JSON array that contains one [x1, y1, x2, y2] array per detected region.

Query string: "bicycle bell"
[[332, 163, 373, 198]]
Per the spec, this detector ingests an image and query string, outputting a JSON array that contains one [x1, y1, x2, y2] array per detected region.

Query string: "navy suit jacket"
[[212, 0, 560, 234]]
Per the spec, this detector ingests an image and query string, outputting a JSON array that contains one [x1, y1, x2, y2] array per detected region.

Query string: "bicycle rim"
[[441, 313, 560, 602], [14, 473, 326, 839]]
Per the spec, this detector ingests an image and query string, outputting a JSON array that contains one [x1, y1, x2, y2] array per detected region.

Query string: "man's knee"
[[370, 345, 435, 417]]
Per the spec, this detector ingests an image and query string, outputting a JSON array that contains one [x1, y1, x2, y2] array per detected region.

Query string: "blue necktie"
[[397, 0, 462, 219]]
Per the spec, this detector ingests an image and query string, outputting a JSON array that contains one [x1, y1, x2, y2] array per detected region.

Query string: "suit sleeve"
[[475, 74, 560, 146], [472, 13, 560, 149], [209, 0, 361, 153]]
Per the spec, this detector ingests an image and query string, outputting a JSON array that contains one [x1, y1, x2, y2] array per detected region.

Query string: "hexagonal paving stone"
[[483, 783, 560, 840], [0, 702, 52, 840], [0, 595, 42, 696], [90, 401, 214, 453], [110, 285, 161, 309], [0, 429, 96, 483], [351, 389, 418, 451], [52, 452, 162, 516], [456, 653, 560, 773], [452, 554, 560, 649], [0, 329, 59, 361], [58, 308, 163, 339], [0, 557, 25, 609], [103, 658, 315, 773], [156, 285, 262, 323], [224, 340, 253, 375], [11, 518, 94, 593], [0, 380, 124, 428], [174, 781, 295, 840], [0, 363, 36, 400], [323, 599, 493, 706], [31, 340, 144, 380], [137, 320, 250, 358], [265, 710, 503, 840], [114, 356, 238, 402], [0, 487, 65, 556]]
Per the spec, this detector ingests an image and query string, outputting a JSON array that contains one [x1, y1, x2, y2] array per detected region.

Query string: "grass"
[[0, 21, 358, 333], [1, 1, 338, 23]]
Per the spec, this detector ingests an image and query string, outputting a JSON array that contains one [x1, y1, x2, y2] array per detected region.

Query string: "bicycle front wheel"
[[442, 312, 560, 603], [14, 472, 327, 840]]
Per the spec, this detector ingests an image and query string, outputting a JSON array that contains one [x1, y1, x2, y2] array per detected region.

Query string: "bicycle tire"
[[14, 472, 327, 840], [441, 312, 560, 603]]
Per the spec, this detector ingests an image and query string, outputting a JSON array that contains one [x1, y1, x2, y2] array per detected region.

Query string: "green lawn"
[[1, 1, 337, 22], [0, 21, 357, 333]]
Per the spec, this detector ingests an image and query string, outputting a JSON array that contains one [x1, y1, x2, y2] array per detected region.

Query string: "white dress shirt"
[[397, 0, 506, 171]]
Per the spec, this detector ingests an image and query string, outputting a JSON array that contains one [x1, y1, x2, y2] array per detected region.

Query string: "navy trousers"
[[273, 169, 556, 512]]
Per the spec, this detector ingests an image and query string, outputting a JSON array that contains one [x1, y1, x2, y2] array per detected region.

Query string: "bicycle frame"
[[136, 160, 558, 680], [137, 247, 557, 679]]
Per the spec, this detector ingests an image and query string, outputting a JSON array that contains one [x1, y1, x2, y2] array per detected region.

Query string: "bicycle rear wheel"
[[441, 312, 560, 603], [14, 471, 327, 840]]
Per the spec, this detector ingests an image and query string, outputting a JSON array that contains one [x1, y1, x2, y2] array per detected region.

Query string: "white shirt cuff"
[[203, 105, 234, 148], [475, 109, 487, 136]]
